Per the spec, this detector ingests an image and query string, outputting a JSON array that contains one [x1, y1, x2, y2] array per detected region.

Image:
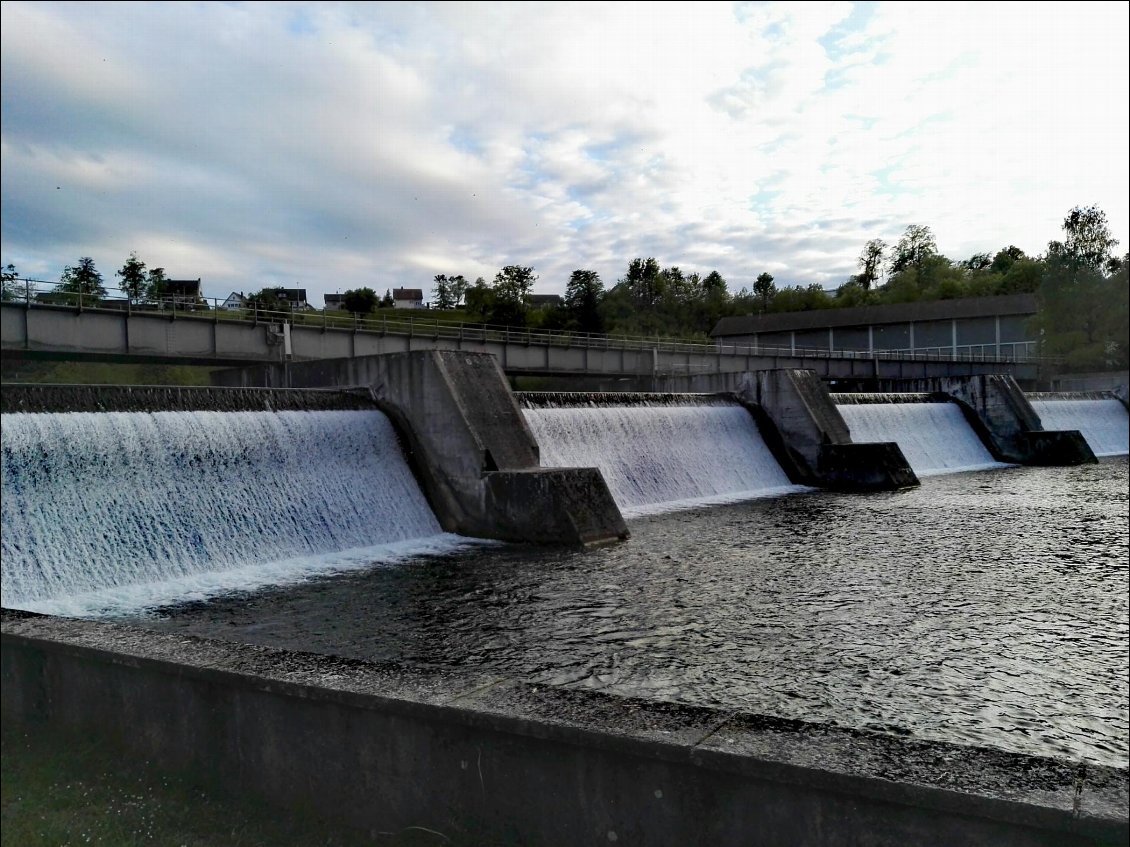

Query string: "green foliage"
[[145, 267, 167, 303], [1, 263, 20, 301], [888, 224, 937, 276], [116, 252, 148, 302], [463, 277, 494, 322], [342, 287, 378, 315], [245, 288, 282, 311], [857, 239, 886, 290], [491, 265, 537, 325], [59, 257, 106, 302], [752, 272, 776, 312], [1034, 253, 1128, 370], [564, 269, 605, 333]]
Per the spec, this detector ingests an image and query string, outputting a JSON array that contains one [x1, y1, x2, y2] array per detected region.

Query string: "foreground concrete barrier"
[[2, 611, 1125, 847]]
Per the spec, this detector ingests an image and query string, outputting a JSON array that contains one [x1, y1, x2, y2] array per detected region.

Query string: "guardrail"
[[1, 277, 1059, 367]]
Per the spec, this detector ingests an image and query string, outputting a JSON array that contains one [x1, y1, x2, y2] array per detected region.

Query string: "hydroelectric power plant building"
[[2, 346, 1128, 845]]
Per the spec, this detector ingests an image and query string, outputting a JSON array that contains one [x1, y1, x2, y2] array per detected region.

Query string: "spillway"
[[0, 409, 466, 617], [519, 394, 804, 516], [1028, 394, 1130, 457], [832, 395, 1006, 477]]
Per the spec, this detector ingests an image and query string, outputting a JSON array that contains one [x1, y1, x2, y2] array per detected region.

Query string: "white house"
[[392, 287, 425, 309], [221, 291, 246, 311]]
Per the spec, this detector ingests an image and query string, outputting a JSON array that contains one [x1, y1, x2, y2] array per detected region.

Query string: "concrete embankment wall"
[[3, 612, 1125, 847], [214, 351, 628, 546]]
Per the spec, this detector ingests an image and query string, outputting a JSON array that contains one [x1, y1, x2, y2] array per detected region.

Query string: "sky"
[[2, 1, 1127, 309]]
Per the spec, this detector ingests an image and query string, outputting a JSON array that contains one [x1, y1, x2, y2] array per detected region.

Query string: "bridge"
[[0, 298, 1049, 384]]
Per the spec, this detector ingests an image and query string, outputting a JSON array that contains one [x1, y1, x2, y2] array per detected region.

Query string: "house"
[[221, 292, 246, 311], [528, 293, 564, 310], [392, 287, 425, 309], [158, 279, 203, 309], [271, 288, 309, 310], [324, 293, 346, 311]]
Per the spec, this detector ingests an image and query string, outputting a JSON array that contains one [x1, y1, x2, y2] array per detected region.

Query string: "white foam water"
[[522, 404, 807, 516], [836, 401, 1008, 477], [1029, 398, 1129, 457], [1, 409, 477, 617]]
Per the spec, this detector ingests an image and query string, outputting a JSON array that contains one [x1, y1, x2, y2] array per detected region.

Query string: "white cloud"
[[2, 1, 1126, 305]]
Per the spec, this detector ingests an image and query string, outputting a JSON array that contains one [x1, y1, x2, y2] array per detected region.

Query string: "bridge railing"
[[1, 277, 1057, 367]]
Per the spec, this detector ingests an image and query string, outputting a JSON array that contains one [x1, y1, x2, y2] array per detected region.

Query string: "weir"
[[0, 388, 471, 617], [1027, 395, 1130, 458], [517, 392, 805, 516], [831, 395, 1007, 477], [2, 370, 1129, 845]]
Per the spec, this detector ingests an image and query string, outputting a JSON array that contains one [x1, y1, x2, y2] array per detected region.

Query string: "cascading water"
[[835, 400, 1006, 477], [1027, 396, 1130, 457], [1, 409, 469, 617], [520, 396, 805, 516]]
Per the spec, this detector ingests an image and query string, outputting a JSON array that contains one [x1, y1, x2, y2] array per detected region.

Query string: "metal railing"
[[0, 277, 1058, 367]]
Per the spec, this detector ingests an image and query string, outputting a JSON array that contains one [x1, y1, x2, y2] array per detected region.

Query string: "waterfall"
[[520, 399, 804, 516], [1028, 397, 1130, 457], [1, 410, 466, 617], [836, 401, 1005, 477]]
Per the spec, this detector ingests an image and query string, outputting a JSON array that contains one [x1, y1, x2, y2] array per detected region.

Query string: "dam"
[[2, 360, 1128, 846]]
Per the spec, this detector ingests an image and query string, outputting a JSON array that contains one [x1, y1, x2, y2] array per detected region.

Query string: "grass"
[[1, 722, 457, 846]]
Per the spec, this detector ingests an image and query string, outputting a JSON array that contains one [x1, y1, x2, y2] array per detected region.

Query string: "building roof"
[[163, 279, 201, 295], [393, 288, 423, 300], [271, 288, 307, 301], [711, 293, 1038, 337], [529, 293, 564, 307]]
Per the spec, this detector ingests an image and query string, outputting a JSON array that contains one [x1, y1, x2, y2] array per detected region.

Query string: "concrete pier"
[[213, 350, 629, 547], [892, 375, 1096, 465], [735, 369, 919, 491]]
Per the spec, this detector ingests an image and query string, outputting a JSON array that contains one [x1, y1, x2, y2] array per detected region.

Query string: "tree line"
[[2, 205, 1125, 370]]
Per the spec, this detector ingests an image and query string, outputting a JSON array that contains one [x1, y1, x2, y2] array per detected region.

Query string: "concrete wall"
[[3, 612, 1124, 847]]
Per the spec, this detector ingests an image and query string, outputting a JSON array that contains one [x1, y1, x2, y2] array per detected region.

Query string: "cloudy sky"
[[2, 1, 1127, 308]]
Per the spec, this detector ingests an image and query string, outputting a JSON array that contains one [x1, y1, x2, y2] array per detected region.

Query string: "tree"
[[116, 252, 148, 302], [491, 265, 537, 325], [1052, 205, 1120, 271], [246, 288, 281, 311], [1034, 206, 1127, 370], [432, 274, 455, 310], [857, 239, 886, 290], [1, 263, 20, 301], [564, 269, 605, 334], [463, 277, 493, 322], [623, 258, 664, 309], [448, 274, 469, 307], [59, 257, 106, 302], [145, 267, 167, 304], [381, 289, 394, 308], [752, 272, 776, 312], [990, 245, 1026, 274], [888, 225, 937, 276], [342, 287, 378, 315]]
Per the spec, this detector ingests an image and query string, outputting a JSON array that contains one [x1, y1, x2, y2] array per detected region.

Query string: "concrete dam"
[[2, 353, 1128, 846]]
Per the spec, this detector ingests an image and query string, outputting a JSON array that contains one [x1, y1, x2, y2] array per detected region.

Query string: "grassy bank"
[[1, 722, 457, 846]]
